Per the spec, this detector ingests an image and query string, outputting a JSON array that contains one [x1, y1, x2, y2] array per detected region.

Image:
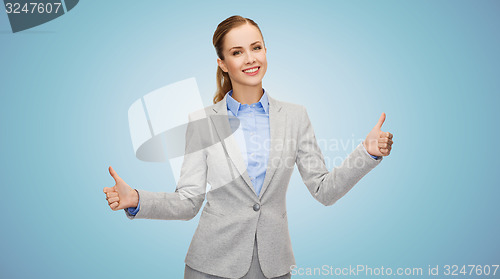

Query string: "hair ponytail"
[[213, 65, 232, 104]]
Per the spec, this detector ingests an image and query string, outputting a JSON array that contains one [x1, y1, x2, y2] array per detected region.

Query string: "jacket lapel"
[[210, 93, 257, 196], [210, 92, 286, 199], [259, 94, 285, 199]]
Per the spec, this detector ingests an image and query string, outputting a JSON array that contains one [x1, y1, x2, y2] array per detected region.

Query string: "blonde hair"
[[212, 15, 264, 104]]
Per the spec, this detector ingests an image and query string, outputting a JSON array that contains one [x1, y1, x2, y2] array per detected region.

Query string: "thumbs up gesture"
[[103, 166, 139, 211], [363, 113, 394, 157]]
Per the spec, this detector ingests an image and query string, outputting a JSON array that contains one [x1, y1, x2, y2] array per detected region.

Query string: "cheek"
[[226, 59, 242, 72], [257, 53, 267, 66]]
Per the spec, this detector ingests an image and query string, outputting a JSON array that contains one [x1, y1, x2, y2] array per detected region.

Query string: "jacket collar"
[[226, 89, 270, 116]]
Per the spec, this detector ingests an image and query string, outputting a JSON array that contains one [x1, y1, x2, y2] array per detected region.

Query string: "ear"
[[217, 58, 228, 73]]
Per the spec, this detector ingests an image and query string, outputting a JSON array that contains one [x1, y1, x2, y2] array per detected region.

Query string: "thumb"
[[109, 166, 121, 183], [374, 112, 386, 130]]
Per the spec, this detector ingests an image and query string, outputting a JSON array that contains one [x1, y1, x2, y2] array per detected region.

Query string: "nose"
[[245, 51, 256, 64]]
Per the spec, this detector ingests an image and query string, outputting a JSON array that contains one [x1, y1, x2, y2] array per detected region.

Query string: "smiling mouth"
[[243, 66, 260, 75]]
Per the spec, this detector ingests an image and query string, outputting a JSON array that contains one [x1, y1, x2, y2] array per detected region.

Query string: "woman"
[[103, 15, 394, 279]]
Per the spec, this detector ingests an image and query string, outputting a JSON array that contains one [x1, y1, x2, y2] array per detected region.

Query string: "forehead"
[[224, 23, 263, 50]]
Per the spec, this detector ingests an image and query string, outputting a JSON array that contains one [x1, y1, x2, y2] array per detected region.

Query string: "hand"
[[103, 166, 139, 211], [363, 112, 394, 157]]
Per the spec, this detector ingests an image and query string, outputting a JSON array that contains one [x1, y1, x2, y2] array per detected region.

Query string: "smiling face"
[[217, 23, 267, 90]]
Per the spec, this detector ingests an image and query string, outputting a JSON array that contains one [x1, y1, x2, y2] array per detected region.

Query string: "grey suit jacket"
[[124, 92, 382, 278]]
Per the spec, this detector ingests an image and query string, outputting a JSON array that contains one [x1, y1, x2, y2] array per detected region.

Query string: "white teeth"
[[244, 67, 258, 73]]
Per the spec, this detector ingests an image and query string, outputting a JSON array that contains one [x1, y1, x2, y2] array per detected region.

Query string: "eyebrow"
[[229, 41, 262, 51]]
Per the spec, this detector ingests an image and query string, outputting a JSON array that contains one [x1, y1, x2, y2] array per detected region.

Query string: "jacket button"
[[253, 203, 260, 211]]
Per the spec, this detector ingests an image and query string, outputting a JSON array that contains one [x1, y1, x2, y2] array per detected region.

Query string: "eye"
[[253, 46, 262, 50], [232, 50, 241, 56]]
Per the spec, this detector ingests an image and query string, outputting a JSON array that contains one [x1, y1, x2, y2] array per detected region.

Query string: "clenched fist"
[[103, 166, 139, 211], [363, 112, 394, 157]]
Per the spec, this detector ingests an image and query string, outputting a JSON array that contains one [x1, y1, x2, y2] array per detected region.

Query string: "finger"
[[108, 196, 119, 204], [106, 192, 118, 199], [379, 131, 391, 139], [374, 112, 386, 130], [378, 142, 389, 149], [110, 201, 119, 210], [379, 138, 393, 145], [106, 193, 118, 200], [378, 138, 393, 145], [103, 187, 114, 193], [380, 148, 389, 155], [109, 166, 121, 183], [380, 145, 392, 153], [105, 187, 117, 193]]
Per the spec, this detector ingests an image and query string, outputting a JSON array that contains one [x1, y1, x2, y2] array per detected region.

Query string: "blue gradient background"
[[1, 1, 499, 278]]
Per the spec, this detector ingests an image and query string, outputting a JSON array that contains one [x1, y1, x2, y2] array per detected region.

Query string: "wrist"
[[131, 189, 139, 207]]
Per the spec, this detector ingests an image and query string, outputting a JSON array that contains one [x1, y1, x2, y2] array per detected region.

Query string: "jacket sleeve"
[[124, 112, 208, 220], [295, 106, 382, 206]]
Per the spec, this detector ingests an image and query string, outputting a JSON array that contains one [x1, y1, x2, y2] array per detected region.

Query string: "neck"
[[231, 83, 263, 105]]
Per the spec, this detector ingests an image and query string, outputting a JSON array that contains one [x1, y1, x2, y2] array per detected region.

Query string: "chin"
[[242, 80, 264, 87], [233, 77, 265, 88]]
